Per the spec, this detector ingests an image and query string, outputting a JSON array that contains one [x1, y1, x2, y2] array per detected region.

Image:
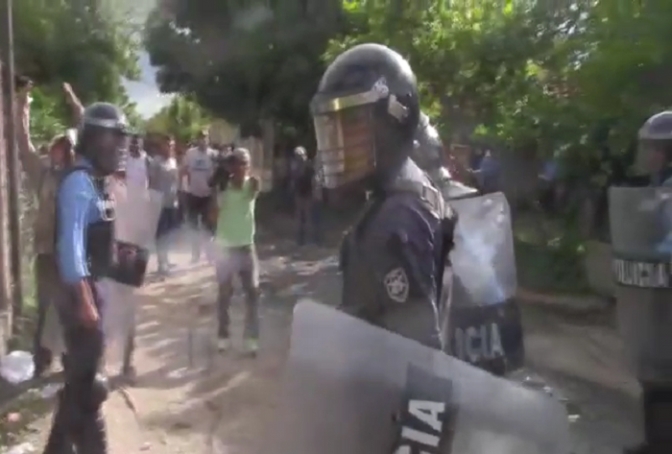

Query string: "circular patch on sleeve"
[[384, 267, 409, 303]]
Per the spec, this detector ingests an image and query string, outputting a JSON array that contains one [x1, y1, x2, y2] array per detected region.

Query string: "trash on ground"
[[3, 442, 36, 454], [0, 351, 34, 384], [39, 383, 61, 399]]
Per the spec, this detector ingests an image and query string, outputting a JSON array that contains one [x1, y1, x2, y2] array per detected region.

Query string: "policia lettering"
[[393, 365, 455, 454], [453, 323, 504, 364], [613, 258, 672, 288]]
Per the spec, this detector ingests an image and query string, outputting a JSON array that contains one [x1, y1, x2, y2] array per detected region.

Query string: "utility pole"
[[0, 0, 24, 321]]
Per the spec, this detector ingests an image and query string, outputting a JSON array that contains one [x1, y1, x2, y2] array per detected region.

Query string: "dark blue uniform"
[[339, 159, 453, 350]]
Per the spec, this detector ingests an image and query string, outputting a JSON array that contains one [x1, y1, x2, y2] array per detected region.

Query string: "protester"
[[16, 80, 82, 378], [181, 129, 216, 263], [153, 135, 179, 276], [175, 146, 189, 226], [293, 147, 321, 245], [473, 149, 501, 193], [211, 148, 261, 355], [125, 134, 152, 189]]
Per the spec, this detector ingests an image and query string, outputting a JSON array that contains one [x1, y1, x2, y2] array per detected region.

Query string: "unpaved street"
[[4, 228, 642, 454]]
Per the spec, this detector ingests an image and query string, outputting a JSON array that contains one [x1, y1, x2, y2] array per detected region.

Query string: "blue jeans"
[[156, 207, 178, 270]]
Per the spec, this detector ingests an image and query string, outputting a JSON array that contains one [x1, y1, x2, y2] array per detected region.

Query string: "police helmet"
[[311, 43, 420, 188], [79, 102, 128, 135], [76, 102, 128, 175], [412, 113, 444, 171], [637, 111, 672, 173]]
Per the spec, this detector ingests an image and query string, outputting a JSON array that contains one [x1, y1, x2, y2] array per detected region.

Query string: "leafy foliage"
[[145, 95, 212, 143], [12, 0, 142, 133], [327, 0, 672, 183], [144, 0, 342, 143]]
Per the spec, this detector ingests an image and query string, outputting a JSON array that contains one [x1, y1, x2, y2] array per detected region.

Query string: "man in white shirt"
[[154, 135, 180, 275], [125, 134, 150, 189], [181, 129, 216, 262]]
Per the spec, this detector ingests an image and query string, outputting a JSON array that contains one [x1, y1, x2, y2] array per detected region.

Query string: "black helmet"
[[77, 102, 128, 175], [637, 111, 672, 173], [412, 113, 444, 171], [311, 43, 420, 188], [412, 113, 479, 200]]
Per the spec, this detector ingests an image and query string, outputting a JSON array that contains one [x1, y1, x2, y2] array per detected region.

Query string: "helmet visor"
[[313, 105, 375, 188]]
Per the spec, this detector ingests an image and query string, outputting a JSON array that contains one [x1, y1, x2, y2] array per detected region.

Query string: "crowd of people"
[[8, 80, 270, 381]]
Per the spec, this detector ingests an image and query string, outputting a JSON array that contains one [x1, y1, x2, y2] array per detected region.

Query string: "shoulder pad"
[[390, 178, 445, 218]]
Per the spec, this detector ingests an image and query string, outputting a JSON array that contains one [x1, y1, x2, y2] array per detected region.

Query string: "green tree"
[[13, 0, 142, 127], [145, 95, 212, 143], [144, 0, 341, 144]]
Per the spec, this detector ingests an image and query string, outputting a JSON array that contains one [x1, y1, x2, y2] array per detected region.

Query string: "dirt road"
[[2, 233, 642, 454]]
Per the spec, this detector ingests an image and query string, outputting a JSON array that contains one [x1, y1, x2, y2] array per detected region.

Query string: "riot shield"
[[609, 186, 672, 383], [264, 301, 570, 454], [100, 183, 163, 361], [446, 192, 522, 373]]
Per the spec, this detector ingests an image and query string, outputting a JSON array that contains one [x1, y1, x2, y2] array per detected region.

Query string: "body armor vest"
[[55, 167, 115, 280], [86, 175, 115, 279], [340, 161, 454, 349]]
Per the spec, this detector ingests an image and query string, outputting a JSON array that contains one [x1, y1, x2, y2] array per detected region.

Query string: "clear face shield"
[[311, 89, 382, 188], [636, 140, 669, 175]]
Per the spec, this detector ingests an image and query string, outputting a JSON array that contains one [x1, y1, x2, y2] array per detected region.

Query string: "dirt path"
[[0, 220, 642, 454], [5, 231, 340, 454]]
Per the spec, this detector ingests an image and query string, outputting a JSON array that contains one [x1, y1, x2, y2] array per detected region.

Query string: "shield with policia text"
[[263, 301, 570, 454], [99, 183, 163, 361], [446, 192, 523, 374], [609, 186, 672, 383]]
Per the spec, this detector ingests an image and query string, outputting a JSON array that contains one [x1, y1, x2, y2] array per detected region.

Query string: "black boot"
[[43, 391, 75, 454], [71, 410, 107, 454], [33, 347, 53, 379]]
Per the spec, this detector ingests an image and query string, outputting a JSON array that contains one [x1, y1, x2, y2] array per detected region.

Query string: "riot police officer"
[[43, 102, 127, 454], [614, 111, 672, 454], [311, 43, 457, 350]]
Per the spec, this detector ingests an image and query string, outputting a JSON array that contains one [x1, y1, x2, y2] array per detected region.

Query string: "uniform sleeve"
[[373, 195, 440, 306], [57, 171, 94, 284]]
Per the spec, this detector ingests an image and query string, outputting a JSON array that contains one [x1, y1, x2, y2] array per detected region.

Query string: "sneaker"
[[243, 338, 259, 355], [217, 338, 231, 352]]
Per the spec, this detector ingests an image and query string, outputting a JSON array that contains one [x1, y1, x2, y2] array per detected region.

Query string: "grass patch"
[[513, 212, 591, 295]]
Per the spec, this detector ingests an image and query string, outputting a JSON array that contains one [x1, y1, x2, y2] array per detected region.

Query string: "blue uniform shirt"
[[57, 158, 108, 284]]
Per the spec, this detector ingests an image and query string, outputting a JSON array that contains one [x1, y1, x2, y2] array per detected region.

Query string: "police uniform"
[[43, 103, 146, 454], [616, 111, 672, 454], [311, 43, 457, 351]]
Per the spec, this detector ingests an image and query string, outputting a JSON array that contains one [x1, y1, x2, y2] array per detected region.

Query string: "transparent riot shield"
[[446, 192, 522, 372], [609, 186, 672, 383], [264, 301, 570, 454], [100, 183, 163, 363]]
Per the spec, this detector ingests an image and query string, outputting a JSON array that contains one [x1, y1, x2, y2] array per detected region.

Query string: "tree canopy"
[[144, 0, 342, 143], [145, 95, 212, 144], [144, 0, 672, 178], [12, 0, 143, 139]]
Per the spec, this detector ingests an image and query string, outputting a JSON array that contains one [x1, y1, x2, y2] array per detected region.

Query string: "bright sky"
[[122, 51, 173, 119]]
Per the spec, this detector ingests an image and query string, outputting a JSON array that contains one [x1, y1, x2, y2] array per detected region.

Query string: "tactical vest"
[[339, 170, 454, 349], [54, 167, 115, 280]]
